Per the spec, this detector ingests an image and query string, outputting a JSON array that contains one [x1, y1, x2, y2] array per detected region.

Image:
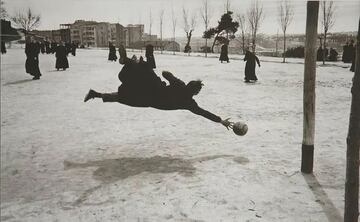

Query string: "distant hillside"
[[165, 31, 356, 54]]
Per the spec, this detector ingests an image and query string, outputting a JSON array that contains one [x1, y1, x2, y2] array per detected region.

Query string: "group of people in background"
[[1, 36, 355, 81], [316, 47, 339, 62], [24, 36, 77, 80]]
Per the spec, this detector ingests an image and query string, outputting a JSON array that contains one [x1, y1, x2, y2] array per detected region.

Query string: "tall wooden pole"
[[301, 1, 319, 174], [344, 19, 360, 222]]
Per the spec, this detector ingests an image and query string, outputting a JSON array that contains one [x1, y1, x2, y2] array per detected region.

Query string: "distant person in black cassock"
[[44, 39, 51, 54], [65, 42, 72, 55], [108, 42, 117, 61], [243, 49, 260, 82], [219, 42, 229, 63], [328, 48, 338, 61], [341, 42, 349, 63], [349, 40, 356, 72], [317, 46, 323, 61], [40, 41, 45, 54], [145, 44, 156, 68], [1, 41, 6, 54], [71, 42, 77, 56], [25, 37, 42, 80], [83, 45, 233, 129], [51, 41, 57, 54], [55, 42, 69, 71]]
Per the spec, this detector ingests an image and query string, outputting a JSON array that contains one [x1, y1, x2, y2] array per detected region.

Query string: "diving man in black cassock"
[[84, 45, 232, 128], [243, 49, 260, 83]]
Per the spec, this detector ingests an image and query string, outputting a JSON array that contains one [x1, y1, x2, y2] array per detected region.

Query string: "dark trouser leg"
[[101, 92, 120, 103]]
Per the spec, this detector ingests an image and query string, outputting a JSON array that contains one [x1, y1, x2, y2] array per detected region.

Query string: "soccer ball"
[[232, 122, 248, 136]]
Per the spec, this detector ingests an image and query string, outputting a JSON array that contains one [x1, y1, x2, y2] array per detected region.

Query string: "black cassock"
[[101, 60, 221, 123], [1, 41, 6, 54], [108, 43, 117, 61], [244, 50, 260, 81], [55, 45, 69, 70], [44, 41, 51, 54], [145, 44, 156, 68], [219, 44, 229, 62], [25, 42, 41, 77]]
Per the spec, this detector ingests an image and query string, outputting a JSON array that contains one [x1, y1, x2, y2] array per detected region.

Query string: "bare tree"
[[276, 29, 279, 56], [278, 0, 294, 63], [149, 10, 153, 41], [224, 0, 231, 13], [0, 0, 8, 19], [159, 9, 165, 54], [236, 13, 247, 54], [182, 7, 196, 55], [344, 18, 359, 222], [171, 7, 177, 55], [320, 1, 336, 65], [301, 1, 319, 174], [200, 0, 212, 57], [11, 7, 40, 33], [247, 0, 264, 53]]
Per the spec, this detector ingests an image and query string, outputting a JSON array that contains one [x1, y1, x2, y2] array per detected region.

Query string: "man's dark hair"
[[186, 80, 203, 96]]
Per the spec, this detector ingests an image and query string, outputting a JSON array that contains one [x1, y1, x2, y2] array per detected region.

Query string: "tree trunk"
[[301, 1, 319, 174], [211, 33, 219, 53], [242, 31, 245, 54], [344, 18, 360, 222], [205, 38, 208, 57], [283, 32, 286, 63], [252, 32, 256, 53], [322, 31, 327, 65]]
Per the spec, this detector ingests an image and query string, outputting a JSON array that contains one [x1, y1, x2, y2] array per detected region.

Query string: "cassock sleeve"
[[255, 55, 260, 66], [188, 101, 222, 123]]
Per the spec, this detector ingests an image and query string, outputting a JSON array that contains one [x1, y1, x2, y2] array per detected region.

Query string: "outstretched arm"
[[188, 102, 232, 129]]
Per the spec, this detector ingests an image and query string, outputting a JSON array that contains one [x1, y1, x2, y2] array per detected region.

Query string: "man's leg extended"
[[84, 89, 120, 103]]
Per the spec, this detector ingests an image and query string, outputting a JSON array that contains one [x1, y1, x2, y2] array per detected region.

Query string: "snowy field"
[[0, 48, 353, 221]]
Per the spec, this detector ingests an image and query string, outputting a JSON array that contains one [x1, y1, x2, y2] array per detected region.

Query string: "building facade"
[[33, 20, 177, 49]]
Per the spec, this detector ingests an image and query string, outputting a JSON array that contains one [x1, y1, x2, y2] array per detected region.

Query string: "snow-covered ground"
[[0, 48, 353, 221]]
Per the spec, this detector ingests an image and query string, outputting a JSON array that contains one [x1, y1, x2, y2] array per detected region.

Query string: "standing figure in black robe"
[[349, 40, 356, 72], [1, 41, 6, 54], [243, 49, 260, 82], [51, 41, 57, 54], [44, 39, 51, 54], [342, 42, 350, 63], [84, 45, 232, 128], [145, 44, 156, 68], [25, 37, 42, 80], [328, 48, 338, 61], [71, 42, 77, 56], [317, 46, 323, 61], [55, 42, 69, 70], [219, 43, 229, 63], [65, 42, 72, 55], [40, 41, 45, 54], [108, 42, 117, 61]]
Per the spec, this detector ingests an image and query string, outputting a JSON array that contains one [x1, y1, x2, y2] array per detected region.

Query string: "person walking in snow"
[[243, 49, 260, 83]]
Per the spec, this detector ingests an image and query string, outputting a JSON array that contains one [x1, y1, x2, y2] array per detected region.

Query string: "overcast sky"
[[3, 0, 360, 38]]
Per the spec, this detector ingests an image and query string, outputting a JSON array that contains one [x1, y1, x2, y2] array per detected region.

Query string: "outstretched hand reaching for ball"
[[221, 118, 248, 136], [221, 118, 234, 130]]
